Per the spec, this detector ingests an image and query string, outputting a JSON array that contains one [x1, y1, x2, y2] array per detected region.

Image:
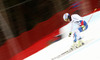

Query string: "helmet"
[[63, 13, 71, 22]]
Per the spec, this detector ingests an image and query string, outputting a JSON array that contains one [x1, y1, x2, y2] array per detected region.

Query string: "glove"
[[69, 32, 72, 37], [81, 25, 85, 31]]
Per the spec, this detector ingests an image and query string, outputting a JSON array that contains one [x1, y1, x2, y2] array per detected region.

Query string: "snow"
[[24, 11, 100, 60]]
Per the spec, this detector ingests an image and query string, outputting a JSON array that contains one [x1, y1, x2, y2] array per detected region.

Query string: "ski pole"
[[88, 8, 97, 23]]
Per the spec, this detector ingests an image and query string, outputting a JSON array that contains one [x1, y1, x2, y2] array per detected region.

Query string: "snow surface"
[[24, 11, 100, 60]]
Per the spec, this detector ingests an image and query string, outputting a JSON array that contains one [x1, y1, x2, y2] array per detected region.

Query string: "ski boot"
[[77, 40, 84, 47], [71, 42, 78, 50]]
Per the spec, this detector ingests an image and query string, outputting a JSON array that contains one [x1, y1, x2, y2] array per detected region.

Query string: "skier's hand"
[[69, 32, 72, 37], [81, 25, 85, 31]]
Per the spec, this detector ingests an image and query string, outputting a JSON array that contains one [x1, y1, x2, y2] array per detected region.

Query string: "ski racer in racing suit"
[[63, 13, 88, 47]]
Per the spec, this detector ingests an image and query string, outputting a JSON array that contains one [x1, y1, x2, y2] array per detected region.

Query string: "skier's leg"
[[77, 21, 88, 39], [71, 32, 78, 48], [76, 29, 82, 40], [73, 32, 77, 42], [76, 27, 84, 47]]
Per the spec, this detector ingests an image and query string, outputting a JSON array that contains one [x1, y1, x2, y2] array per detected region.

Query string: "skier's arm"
[[69, 21, 73, 37]]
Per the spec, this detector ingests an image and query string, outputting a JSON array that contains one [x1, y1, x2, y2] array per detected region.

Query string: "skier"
[[63, 13, 88, 48]]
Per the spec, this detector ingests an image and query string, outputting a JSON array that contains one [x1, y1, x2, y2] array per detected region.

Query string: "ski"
[[51, 39, 93, 60], [52, 44, 84, 60]]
